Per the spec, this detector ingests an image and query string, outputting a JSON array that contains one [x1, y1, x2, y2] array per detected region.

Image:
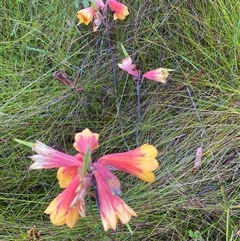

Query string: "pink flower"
[[118, 56, 140, 79], [30, 141, 83, 169], [45, 172, 91, 227], [108, 0, 129, 20], [29, 130, 98, 228], [143, 68, 169, 83], [98, 144, 159, 183], [73, 128, 99, 154], [94, 168, 137, 231]]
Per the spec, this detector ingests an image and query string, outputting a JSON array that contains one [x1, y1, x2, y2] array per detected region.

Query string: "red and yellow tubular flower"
[[94, 169, 137, 231], [28, 128, 159, 230], [44, 175, 81, 228], [77, 6, 96, 25], [73, 128, 99, 154], [143, 68, 170, 84], [108, 0, 129, 20], [98, 144, 159, 183]]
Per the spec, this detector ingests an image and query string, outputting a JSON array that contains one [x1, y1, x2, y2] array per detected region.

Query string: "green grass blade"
[[13, 139, 34, 148], [120, 44, 129, 57]]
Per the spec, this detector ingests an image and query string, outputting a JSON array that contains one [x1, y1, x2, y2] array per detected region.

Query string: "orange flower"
[[77, 7, 95, 25], [143, 68, 170, 84], [98, 144, 159, 182], [44, 176, 80, 228], [73, 128, 99, 154], [108, 0, 129, 20], [94, 169, 137, 231], [45, 174, 91, 227]]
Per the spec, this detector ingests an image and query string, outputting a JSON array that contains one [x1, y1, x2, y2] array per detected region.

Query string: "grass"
[[1, 0, 240, 240]]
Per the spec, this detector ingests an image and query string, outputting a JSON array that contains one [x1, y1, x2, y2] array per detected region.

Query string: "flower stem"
[[103, 9, 129, 149], [104, 11, 118, 92], [136, 77, 142, 144]]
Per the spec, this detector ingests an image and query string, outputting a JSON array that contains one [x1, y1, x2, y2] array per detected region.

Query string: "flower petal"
[[108, 0, 129, 20], [73, 128, 99, 154], [70, 173, 92, 217], [57, 167, 78, 188], [29, 141, 83, 169], [98, 144, 159, 182], [57, 154, 83, 188], [94, 163, 122, 196]]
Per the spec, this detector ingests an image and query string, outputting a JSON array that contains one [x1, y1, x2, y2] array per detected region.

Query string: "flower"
[[28, 128, 159, 230], [44, 175, 80, 228], [98, 144, 159, 182], [76, 0, 129, 31], [77, 6, 96, 25], [94, 168, 137, 231], [73, 128, 99, 154], [143, 68, 170, 83], [30, 141, 83, 169], [108, 0, 129, 20], [118, 56, 140, 79], [29, 130, 97, 228], [76, 0, 105, 28], [45, 172, 91, 228]]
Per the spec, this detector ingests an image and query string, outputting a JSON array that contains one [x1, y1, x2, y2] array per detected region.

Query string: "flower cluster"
[[29, 128, 158, 230], [24, 0, 172, 233], [77, 0, 129, 31]]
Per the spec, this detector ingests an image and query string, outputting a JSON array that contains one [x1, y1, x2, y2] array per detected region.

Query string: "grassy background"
[[1, 0, 240, 240]]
